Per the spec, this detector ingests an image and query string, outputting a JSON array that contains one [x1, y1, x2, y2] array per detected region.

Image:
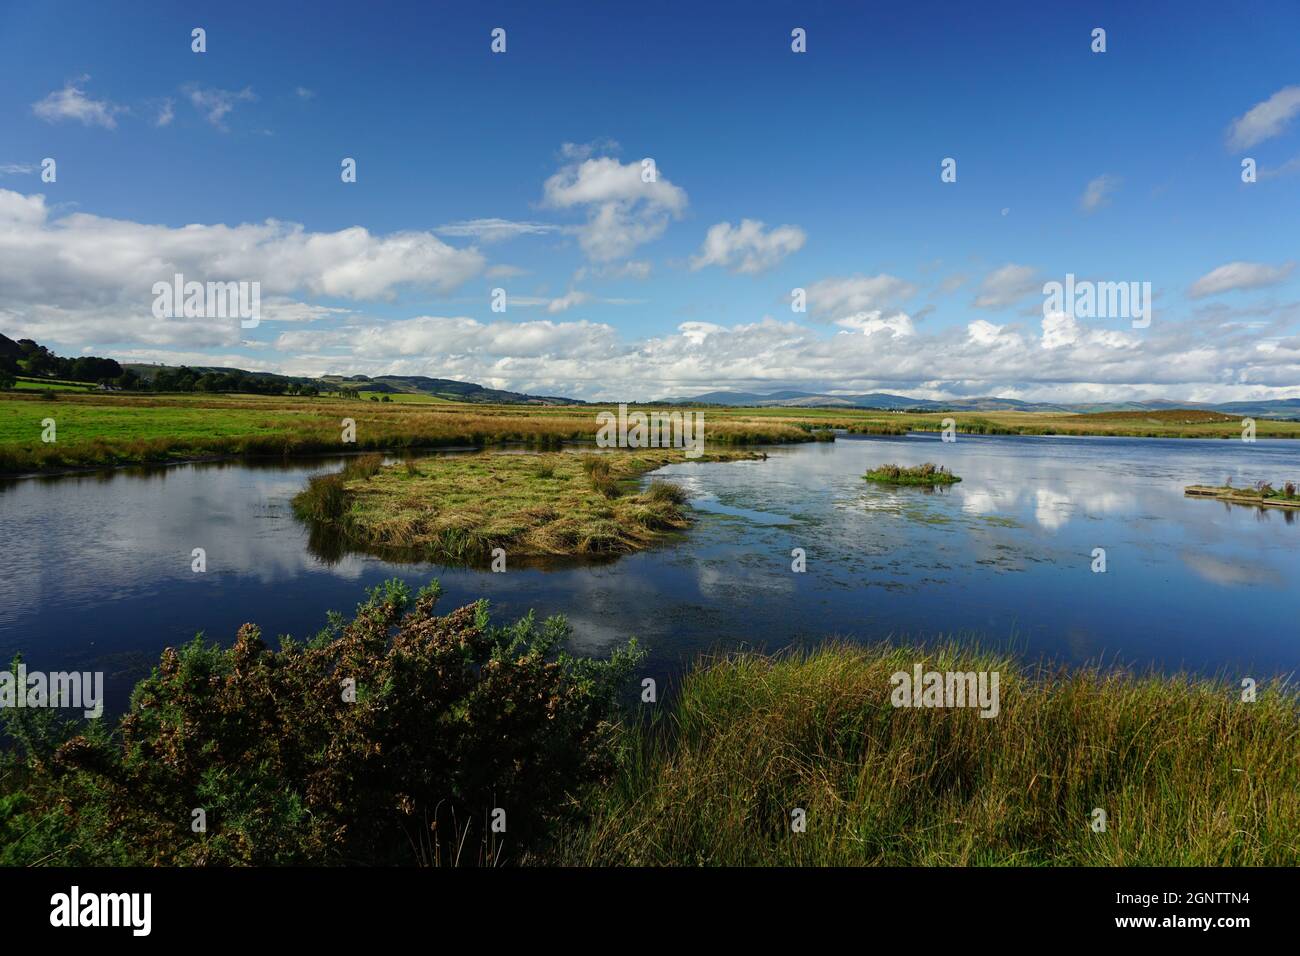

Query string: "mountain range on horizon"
[[653, 388, 1300, 420]]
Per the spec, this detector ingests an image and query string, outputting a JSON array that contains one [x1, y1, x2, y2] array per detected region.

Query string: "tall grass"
[[292, 450, 745, 563], [551, 643, 1300, 866], [864, 462, 961, 485]]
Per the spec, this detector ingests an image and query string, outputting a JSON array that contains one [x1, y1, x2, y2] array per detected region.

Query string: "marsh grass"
[[5, 391, 1300, 476], [0, 392, 813, 475], [1185, 481, 1300, 508], [864, 462, 961, 486], [549, 642, 1300, 866], [293, 448, 758, 562]]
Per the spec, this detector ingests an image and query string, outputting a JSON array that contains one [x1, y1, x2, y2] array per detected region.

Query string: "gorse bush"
[[1, 581, 642, 866]]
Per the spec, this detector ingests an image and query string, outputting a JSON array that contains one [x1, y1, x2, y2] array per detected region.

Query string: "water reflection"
[[2, 434, 1298, 716]]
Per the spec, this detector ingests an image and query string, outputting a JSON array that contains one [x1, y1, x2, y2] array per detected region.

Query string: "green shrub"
[[3, 582, 641, 866]]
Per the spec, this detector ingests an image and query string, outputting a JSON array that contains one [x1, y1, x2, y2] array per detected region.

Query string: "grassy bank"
[[0, 392, 810, 475], [864, 462, 961, 486], [842, 408, 1300, 439], [5, 391, 1300, 476], [3, 586, 1295, 866], [292, 448, 761, 562], [553, 643, 1300, 866]]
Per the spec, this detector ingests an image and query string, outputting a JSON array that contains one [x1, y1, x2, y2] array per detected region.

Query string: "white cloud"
[[690, 219, 806, 274], [0, 188, 484, 346], [546, 290, 591, 313], [184, 85, 256, 130], [574, 260, 652, 282], [258, 299, 353, 323], [155, 99, 175, 127], [973, 264, 1039, 309], [295, 87, 315, 100], [805, 274, 917, 320], [246, 304, 1300, 405], [834, 311, 914, 337], [1079, 174, 1119, 214], [0, 163, 36, 176], [6, 191, 1300, 406], [966, 319, 1005, 346], [542, 149, 688, 261], [1188, 261, 1294, 298], [1227, 86, 1300, 150], [32, 77, 123, 129], [436, 218, 558, 243]]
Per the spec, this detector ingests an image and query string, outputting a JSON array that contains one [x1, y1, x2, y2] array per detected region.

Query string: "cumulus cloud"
[[1079, 174, 1119, 214], [973, 263, 1039, 309], [690, 219, 806, 274], [1226, 86, 1300, 150], [155, 98, 175, 127], [32, 77, 123, 129], [248, 303, 1300, 405], [804, 274, 917, 320], [6, 191, 1299, 405], [1188, 261, 1294, 298], [0, 188, 484, 346], [541, 147, 688, 261], [834, 311, 914, 337]]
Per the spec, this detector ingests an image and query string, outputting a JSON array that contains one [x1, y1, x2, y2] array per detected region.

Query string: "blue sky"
[[2, 0, 1298, 401]]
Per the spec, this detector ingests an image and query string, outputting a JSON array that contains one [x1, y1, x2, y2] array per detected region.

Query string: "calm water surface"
[[2, 433, 1297, 714]]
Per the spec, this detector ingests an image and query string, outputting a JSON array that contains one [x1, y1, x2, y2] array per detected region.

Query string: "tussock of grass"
[[864, 462, 961, 485], [1186, 481, 1300, 508], [292, 449, 758, 562], [550, 643, 1300, 866]]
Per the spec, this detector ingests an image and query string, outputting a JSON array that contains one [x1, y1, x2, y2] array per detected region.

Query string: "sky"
[[1, 0, 1299, 403]]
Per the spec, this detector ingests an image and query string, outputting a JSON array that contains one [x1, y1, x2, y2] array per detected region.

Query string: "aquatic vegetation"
[[552, 643, 1300, 866], [291, 448, 761, 562], [1185, 482, 1300, 509], [864, 462, 961, 486]]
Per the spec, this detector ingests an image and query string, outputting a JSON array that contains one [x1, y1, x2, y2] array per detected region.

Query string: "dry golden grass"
[[293, 448, 761, 562]]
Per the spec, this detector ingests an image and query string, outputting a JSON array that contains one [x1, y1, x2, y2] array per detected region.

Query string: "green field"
[[3, 389, 1299, 476], [11, 376, 94, 392], [356, 390, 455, 404]]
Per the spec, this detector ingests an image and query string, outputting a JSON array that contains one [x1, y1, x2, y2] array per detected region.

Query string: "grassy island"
[[292, 448, 761, 562], [864, 462, 961, 486], [1185, 481, 1300, 509]]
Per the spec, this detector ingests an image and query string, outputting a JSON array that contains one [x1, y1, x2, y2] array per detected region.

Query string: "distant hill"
[[124, 363, 583, 405], [653, 389, 1300, 420], [316, 374, 581, 405]]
